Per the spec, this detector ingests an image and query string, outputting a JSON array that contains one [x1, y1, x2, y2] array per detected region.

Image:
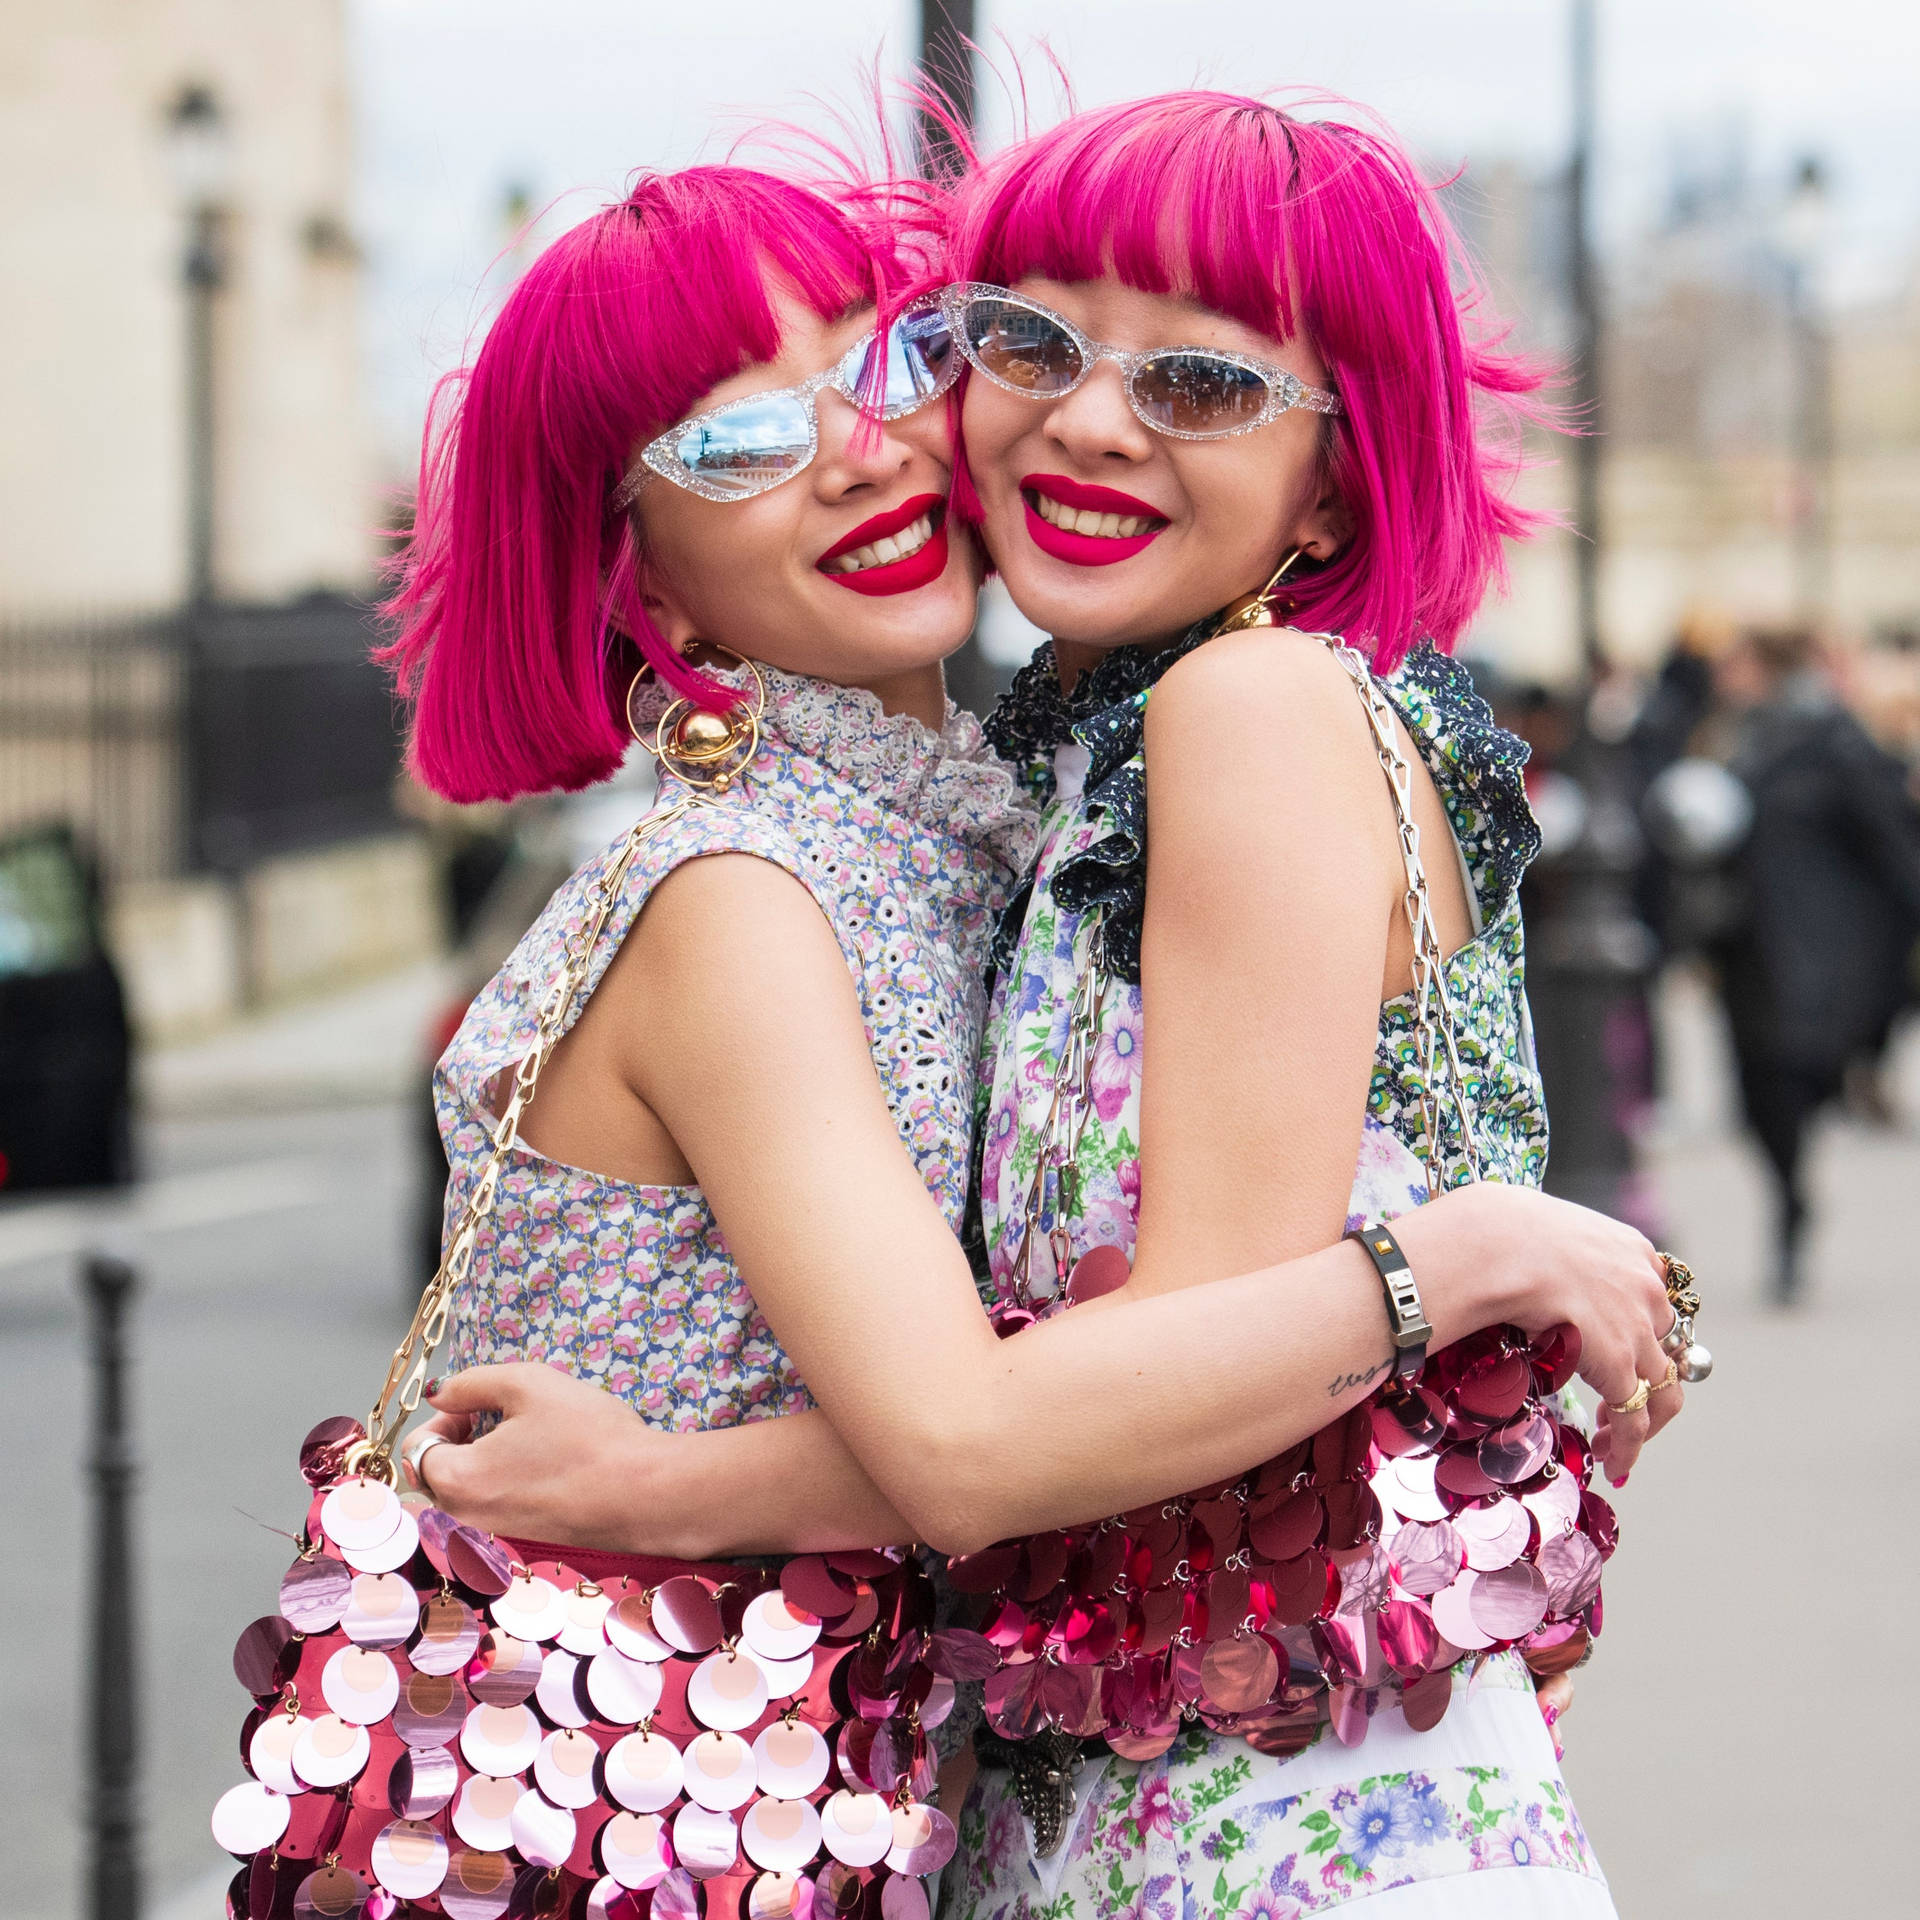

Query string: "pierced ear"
[[1296, 478, 1356, 563]]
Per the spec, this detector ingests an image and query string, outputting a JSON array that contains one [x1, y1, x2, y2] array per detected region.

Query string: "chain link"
[[350, 799, 701, 1478], [1319, 641, 1482, 1197]]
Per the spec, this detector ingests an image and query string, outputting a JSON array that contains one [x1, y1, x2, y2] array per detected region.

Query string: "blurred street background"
[[2, 3, 1916, 1917]]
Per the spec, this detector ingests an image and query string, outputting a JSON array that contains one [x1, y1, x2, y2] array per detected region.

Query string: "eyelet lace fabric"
[[437, 663, 1036, 1431]]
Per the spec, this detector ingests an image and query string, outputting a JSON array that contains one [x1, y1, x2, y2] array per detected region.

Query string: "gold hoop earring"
[[626, 647, 766, 793], [1215, 548, 1304, 634]]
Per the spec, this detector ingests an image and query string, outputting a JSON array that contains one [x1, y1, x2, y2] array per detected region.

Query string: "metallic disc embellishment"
[[819, 1790, 892, 1868], [320, 1479, 404, 1553], [688, 1649, 770, 1732], [461, 1702, 542, 1778], [344, 1573, 422, 1649], [1455, 1498, 1533, 1573], [212, 1781, 293, 1857], [535, 1728, 604, 1811], [248, 1710, 305, 1795], [604, 1730, 685, 1814], [748, 1871, 811, 1920], [886, 1801, 957, 1877], [557, 1588, 615, 1656], [651, 1869, 702, 1920], [586, 1648, 664, 1727], [747, 1647, 816, 1700], [234, 1616, 302, 1697], [1427, 1573, 1494, 1652], [452, 1775, 523, 1853], [468, 1633, 543, 1707], [371, 1821, 450, 1900], [439, 1850, 516, 1920], [651, 1577, 724, 1655], [682, 1729, 757, 1812], [753, 1719, 830, 1800], [446, 1528, 516, 1600], [280, 1555, 352, 1634], [301, 1416, 367, 1489], [741, 1797, 822, 1874], [409, 1595, 482, 1677], [1386, 1519, 1463, 1598], [510, 1788, 578, 1870], [1377, 1452, 1448, 1525], [813, 1860, 867, 1919], [780, 1557, 856, 1620], [1521, 1468, 1581, 1542], [294, 1865, 369, 1920], [291, 1713, 373, 1789], [536, 1649, 593, 1730], [600, 1812, 675, 1891], [1469, 1562, 1551, 1641], [1538, 1530, 1605, 1618], [587, 1878, 647, 1920], [604, 1594, 673, 1663], [394, 1670, 470, 1749], [672, 1803, 742, 1879], [882, 1873, 932, 1920], [1198, 1635, 1280, 1716], [388, 1743, 459, 1819], [492, 1576, 568, 1646], [343, 1506, 421, 1576], [322, 1646, 401, 1726], [740, 1591, 823, 1663]]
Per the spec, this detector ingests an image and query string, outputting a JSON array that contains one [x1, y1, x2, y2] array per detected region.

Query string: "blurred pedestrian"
[[1711, 624, 1920, 1301]]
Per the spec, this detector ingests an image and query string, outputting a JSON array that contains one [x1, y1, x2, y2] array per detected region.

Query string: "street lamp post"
[[163, 84, 231, 612], [1781, 156, 1833, 622]]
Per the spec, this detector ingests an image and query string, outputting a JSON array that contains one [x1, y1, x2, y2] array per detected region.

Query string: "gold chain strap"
[[343, 798, 701, 1482], [1319, 639, 1482, 1197]]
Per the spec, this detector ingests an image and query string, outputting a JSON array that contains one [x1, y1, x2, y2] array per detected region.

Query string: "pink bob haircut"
[[380, 166, 921, 803], [946, 91, 1554, 669]]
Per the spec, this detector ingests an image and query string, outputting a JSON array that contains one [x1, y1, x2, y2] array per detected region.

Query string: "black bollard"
[[81, 1251, 141, 1920]]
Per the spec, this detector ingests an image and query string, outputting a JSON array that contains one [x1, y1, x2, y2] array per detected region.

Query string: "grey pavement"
[[2, 967, 1913, 1918]]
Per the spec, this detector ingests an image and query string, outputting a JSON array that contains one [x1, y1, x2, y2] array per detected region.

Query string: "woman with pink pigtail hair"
[[396, 99, 1691, 1920]]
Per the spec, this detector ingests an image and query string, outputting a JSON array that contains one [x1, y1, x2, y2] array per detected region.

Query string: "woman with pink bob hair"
[[396, 112, 1687, 1918]]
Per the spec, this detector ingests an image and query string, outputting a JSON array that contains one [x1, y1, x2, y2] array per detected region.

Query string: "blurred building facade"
[[1454, 150, 1920, 681], [0, 5, 437, 1043]]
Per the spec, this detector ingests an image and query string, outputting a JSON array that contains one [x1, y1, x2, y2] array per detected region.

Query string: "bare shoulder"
[[635, 849, 843, 986], [1146, 628, 1382, 807]]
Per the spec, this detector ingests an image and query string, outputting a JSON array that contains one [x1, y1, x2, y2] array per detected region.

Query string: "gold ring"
[[1657, 1252, 1701, 1318], [1607, 1378, 1653, 1416], [1649, 1359, 1681, 1395]]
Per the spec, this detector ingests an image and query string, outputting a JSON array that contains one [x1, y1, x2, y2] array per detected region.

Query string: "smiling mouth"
[[1023, 490, 1161, 540], [820, 506, 941, 575]]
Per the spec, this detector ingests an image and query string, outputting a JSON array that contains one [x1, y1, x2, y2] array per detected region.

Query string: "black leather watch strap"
[[1348, 1221, 1432, 1381]]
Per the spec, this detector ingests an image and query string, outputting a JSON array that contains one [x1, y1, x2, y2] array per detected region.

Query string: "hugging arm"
[[425, 668, 1678, 1556]]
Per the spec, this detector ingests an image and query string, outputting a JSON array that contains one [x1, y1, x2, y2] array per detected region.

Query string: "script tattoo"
[[1326, 1358, 1391, 1399]]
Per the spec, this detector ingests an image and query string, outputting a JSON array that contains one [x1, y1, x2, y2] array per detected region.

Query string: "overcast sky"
[[350, 0, 1919, 469]]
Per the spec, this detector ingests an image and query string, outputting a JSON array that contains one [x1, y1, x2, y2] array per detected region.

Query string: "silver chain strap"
[[346, 797, 702, 1480], [1319, 639, 1482, 1197]]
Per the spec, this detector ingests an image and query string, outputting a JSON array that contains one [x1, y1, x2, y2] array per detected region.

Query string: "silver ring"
[[400, 1428, 450, 1494], [1659, 1310, 1691, 1358]]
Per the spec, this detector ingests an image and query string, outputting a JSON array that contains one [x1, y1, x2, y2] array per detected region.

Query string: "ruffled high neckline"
[[633, 661, 1038, 876]]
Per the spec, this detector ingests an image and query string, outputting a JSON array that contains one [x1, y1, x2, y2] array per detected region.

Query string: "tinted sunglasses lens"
[[1132, 352, 1269, 435], [671, 395, 814, 496], [847, 303, 957, 411], [962, 297, 1083, 393]]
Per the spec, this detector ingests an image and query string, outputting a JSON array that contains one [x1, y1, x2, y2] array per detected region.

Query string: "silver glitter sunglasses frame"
[[941, 281, 1342, 440], [616, 297, 961, 508]]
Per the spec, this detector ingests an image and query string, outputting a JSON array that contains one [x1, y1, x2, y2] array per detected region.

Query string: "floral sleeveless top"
[[949, 635, 1612, 1920], [976, 632, 1548, 1301], [435, 665, 1035, 1431]]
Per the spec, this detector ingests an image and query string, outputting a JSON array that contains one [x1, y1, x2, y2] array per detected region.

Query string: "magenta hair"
[[380, 166, 909, 804], [946, 91, 1557, 666]]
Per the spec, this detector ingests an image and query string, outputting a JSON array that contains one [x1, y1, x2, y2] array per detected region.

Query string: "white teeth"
[[822, 513, 935, 575], [1030, 493, 1155, 538]]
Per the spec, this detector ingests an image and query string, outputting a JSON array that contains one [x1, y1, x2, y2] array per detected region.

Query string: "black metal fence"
[[0, 596, 405, 885]]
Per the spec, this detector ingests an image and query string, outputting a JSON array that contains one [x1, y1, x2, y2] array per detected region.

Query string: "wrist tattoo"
[[1326, 1358, 1391, 1400]]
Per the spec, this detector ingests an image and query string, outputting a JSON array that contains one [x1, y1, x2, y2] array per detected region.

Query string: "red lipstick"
[[818, 492, 949, 597], [1020, 473, 1168, 568]]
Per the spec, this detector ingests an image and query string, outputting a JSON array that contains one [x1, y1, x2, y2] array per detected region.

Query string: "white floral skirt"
[[945, 1654, 1615, 1919]]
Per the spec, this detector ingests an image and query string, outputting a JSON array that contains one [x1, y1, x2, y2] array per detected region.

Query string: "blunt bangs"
[[381, 167, 899, 804], [952, 93, 1556, 666]]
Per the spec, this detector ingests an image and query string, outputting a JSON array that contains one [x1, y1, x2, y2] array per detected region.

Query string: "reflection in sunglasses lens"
[[965, 299, 1083, 393], [673, 395, 814, 496], [1132, 352, 1268, 434]]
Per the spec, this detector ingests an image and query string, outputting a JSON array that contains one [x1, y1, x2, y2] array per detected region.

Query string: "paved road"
[[2, 983, 1911, 1919]]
